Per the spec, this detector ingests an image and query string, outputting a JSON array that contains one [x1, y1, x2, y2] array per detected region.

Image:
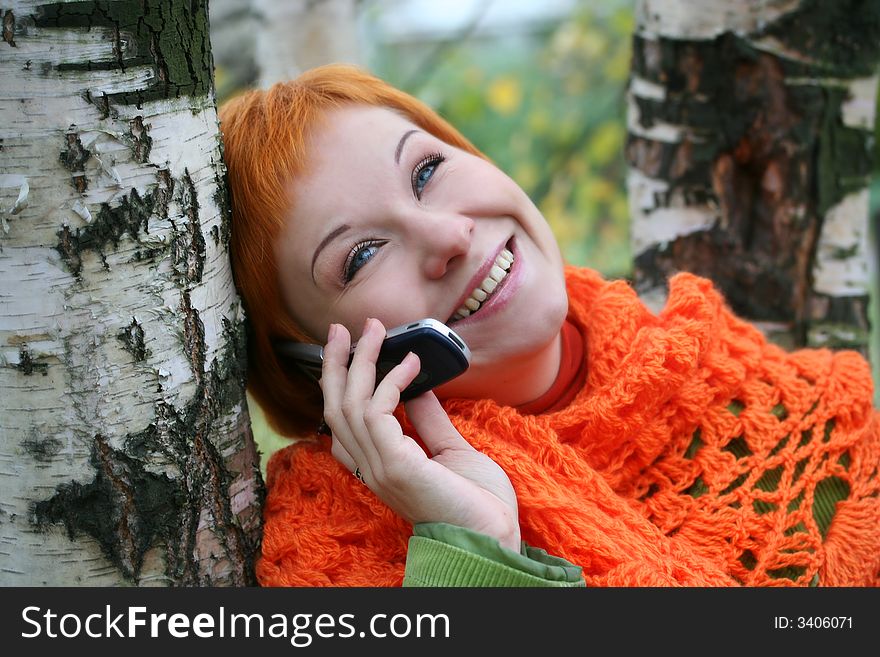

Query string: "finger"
[[320, 322, 351, 403], [362, 352, 423, 456], [344, 317, 385, 404], [330, 436, 370, 487], [319, 323, 351, 431], [330, 435, 357, 472], [404, 391, 474, 456], [320, 324, 368, 465], [369, 351, 420, 410], [340, 319, 387, 468]]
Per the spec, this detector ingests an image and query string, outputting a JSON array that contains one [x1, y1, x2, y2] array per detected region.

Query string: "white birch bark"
[[808, 76, 878, 348], [0, 0, 262, 585], [634, 0, 802, 40]]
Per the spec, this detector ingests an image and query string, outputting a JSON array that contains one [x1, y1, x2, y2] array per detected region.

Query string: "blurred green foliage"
[[368, 1, 636, 278]]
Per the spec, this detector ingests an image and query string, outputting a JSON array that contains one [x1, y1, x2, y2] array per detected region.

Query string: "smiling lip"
[[447, 237, 517, 326]]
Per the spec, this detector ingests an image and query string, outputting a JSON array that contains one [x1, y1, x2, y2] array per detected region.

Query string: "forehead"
[[278, 106, 418, 261], [304, 105, 416, 168], [286, 105, 417, 220]]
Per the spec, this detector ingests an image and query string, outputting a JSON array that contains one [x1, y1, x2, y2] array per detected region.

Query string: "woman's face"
[[276, 105, 569, 403]]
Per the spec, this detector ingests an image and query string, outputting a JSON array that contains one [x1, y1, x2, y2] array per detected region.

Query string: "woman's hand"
[[320, 318, 521, 552]]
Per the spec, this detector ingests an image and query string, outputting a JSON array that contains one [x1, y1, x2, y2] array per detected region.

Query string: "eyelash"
[[342, 239, 385, 284], [411, 151, 445, 199]]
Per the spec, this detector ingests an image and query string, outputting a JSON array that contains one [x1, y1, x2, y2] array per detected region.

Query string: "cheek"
[[473, 166, 556, 244], [336, 288, 427, 340], [287, 290, 335, 342]]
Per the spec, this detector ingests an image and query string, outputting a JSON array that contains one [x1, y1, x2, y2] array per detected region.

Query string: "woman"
[[219, 64, 880, 587]]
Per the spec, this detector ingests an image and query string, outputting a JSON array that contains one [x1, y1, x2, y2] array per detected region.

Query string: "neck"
[[483, 330, 563, 407]]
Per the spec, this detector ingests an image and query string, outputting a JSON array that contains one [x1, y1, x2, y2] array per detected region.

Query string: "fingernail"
[[327, 324, 337, 343], [363, 317, 374, 333]]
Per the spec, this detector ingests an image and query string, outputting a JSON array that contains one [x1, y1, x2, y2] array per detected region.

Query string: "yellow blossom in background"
[[487, 75, 523, 116]]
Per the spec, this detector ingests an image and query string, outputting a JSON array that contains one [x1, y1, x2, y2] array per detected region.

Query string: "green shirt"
[[403, 523, 585, 587]]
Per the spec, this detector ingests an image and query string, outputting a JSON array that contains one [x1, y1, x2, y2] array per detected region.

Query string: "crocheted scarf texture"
[[258, 267, 880, 586]]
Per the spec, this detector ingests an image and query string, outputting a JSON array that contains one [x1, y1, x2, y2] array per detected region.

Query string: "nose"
[[417, 214, 474, 279]]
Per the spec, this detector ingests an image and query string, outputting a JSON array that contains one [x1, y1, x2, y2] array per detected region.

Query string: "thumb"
[[404, 391, 472, 456]]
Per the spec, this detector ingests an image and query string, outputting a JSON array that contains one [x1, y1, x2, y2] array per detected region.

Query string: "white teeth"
[[451, 246, 515, 322]]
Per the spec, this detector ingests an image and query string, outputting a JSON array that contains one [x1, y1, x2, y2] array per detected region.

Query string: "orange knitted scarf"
[[258, 267, 880, 587]]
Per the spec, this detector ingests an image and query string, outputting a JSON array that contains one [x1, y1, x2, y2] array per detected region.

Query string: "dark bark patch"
[[60, 128, 92, 193], [55, 187, 155, 277], [22, 436, 63, 462], [16, 344, 49, 376], [152, 168, 174, 219], [127, 116, 152, 163], [36, 0, 214, 107], [171, 170, 205, 285], [32, 433, 184, 582], [759, 0, 880, 76], [60, 129, 91, 171], [60, 321, 256, 586], [56, 225, 83, 277], [180, 289, 205, 386], [3, 9, 15, 47], [213, 146, 232, 247], [117, 316, 149, 362]]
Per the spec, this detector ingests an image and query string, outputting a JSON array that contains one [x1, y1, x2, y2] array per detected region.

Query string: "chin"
[[436, 299, 568, 402]]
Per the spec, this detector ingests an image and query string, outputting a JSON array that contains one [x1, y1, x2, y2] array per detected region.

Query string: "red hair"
[[218, 64, 484, 437]]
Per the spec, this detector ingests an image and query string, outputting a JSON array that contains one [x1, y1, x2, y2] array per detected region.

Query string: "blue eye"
[[412, 152, 445, 199], [343, 240, 384, 283]]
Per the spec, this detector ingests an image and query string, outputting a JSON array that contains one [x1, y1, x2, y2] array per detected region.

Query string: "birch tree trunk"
[[0, 0, 263, 585], [252, 0, 361, 88], [626, 0, 880, 356]]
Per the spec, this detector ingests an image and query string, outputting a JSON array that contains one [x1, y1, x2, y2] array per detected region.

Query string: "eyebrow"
[[311, 223, 351, 283], [395, 129, 420, 164]]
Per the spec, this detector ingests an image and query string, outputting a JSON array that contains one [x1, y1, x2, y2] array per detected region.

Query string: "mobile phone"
[[276, 318, 471, 401]]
